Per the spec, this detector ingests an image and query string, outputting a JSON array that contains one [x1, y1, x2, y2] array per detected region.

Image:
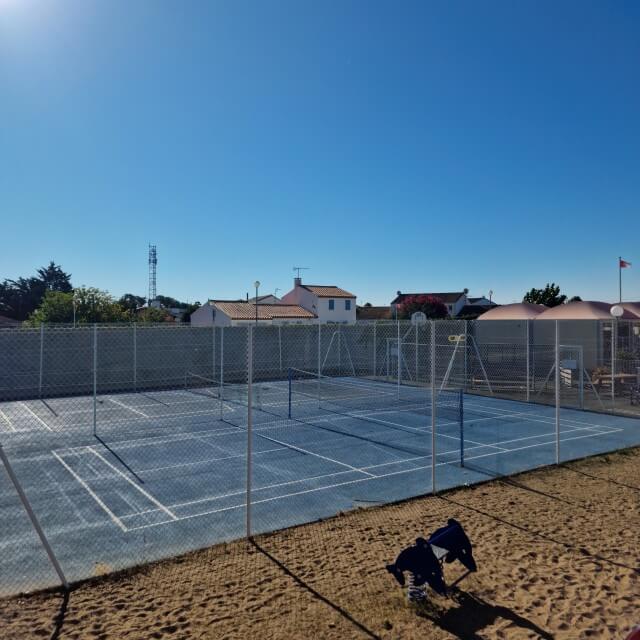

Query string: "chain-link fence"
[[0, 319, 638, 597]]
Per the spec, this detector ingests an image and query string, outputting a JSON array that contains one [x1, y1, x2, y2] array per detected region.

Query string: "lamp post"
[[254, 281, 260, 325]]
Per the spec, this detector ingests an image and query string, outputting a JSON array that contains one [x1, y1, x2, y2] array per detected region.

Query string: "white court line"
[[148, 420, 615, 511], [20, 403, 53, 432], [52, 450, 128, 532], [251, 431, 376, 478], [88, 448, 178, 521], [124, 427, 621, 531], [461, 401, 620, 435], [135, 445, 289, 474], [159, 443, 469, 510], [108, 397, 150, 419], [0, 408, 16, 432]]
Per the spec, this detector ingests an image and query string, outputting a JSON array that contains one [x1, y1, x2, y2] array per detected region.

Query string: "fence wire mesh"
[[0, 319, 638, 598]]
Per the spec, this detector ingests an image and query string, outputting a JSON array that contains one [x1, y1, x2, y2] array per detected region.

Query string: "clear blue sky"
[[1, 0, 639, 305]]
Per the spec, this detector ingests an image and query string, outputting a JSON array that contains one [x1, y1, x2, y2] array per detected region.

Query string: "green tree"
[[523, 283, 567, 307], [27, 287, 128, 325], [181, 302, 201, 323], [118, 293, 147, 313], [37, 262, 72, 293], [397, 295, 448, 320], [0, 261, 72, 320], [156, 295, 187, 309], [137, 306, 170, 323]]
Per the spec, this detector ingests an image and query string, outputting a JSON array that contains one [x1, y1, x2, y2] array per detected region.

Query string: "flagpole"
[[619, 256, 622, 303]]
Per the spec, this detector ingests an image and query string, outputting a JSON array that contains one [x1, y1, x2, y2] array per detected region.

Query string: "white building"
[[190, 300, 317, 327], [281, 278, 356, 324]]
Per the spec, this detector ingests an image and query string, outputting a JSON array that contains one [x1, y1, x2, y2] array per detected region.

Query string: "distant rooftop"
[[300, 285, 355, 298], [212, 301, 316, 320]]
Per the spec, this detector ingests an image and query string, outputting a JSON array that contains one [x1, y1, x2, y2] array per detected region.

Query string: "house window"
[[345, 300, 351, 311], [328, 299, 335, 310]]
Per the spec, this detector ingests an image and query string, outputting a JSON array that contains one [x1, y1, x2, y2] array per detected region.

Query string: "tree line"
[[0, 262, 200, 325]]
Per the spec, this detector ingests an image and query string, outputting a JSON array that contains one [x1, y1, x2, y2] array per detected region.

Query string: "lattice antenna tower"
[[148, 244, 157, 304]]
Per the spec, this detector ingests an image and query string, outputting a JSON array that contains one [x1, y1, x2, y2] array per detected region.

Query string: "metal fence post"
[[611, 319, 616, 410], [372, 322, 377, 378], [526, 319, 530, 403], [220, 327, 224, 420], [0, 445, 69, 590], [211, 325, 215, 380], [93, 324, 98, 437], [397, 319, 401, 399], [555, 320, 560, 464], [38, 323, 44, 399], [431, 320, 437, 493], [246, 326, 253, 538], [317, 322, 321, 407], [133, 323, 137, 392], [463, 320, 468, 391]]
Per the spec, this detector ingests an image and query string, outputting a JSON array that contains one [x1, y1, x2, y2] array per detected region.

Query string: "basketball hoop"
[[411, 312, 427, 326]]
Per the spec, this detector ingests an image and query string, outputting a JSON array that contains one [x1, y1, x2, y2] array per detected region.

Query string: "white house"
[[190, 300, 316, 327], [281, 278, 356, 324]]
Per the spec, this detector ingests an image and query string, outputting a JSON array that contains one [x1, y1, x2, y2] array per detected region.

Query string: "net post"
[[288, 368, 292, 419], [93, 323, 98, 437], [0, 444, 69, 590], [38, 323, 44, 399], [246, 326, 253, 539], [431, 320, 436, 494], [554, 320, 560, 464]]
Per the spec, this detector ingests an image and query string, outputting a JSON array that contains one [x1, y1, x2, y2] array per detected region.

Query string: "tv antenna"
[[293, 267, 309, 278]]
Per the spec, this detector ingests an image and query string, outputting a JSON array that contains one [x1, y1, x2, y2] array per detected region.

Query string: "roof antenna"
[[293, 267, 309, 279]]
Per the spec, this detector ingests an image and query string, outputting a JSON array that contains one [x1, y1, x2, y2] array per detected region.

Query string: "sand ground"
[[1, 448, 638, 639]]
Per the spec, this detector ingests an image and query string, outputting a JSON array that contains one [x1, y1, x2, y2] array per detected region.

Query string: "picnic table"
[[592, 372, 638, 393]]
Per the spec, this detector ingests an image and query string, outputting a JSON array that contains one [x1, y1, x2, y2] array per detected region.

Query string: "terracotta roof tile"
[[212, 301, 316, 320], [301, 285, 354, 298]]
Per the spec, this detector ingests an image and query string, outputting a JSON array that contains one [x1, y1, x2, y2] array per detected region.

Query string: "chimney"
[[294, 277, 302, 288]]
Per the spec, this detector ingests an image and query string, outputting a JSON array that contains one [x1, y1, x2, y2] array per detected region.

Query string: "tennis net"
[[287, 368, 463, 432], [184, 372, 221, 401]]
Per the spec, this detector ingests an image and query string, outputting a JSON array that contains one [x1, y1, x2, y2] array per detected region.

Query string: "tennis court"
[[1, 369, 638, 596]]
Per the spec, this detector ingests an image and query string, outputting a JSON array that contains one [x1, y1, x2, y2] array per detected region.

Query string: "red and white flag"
[[620, 258, 632, 268]]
